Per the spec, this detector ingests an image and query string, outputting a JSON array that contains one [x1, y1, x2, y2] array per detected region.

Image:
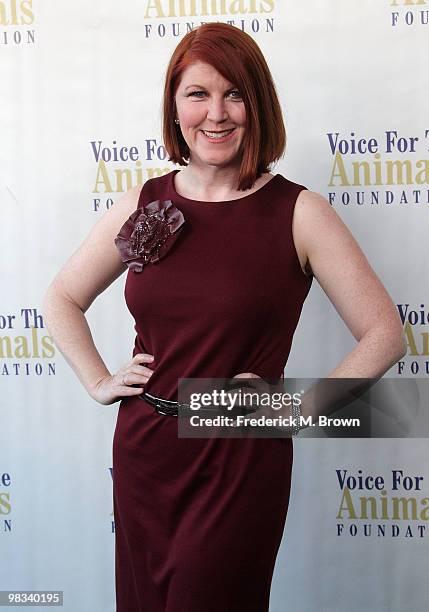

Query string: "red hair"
[[162, 23, 286, 191]]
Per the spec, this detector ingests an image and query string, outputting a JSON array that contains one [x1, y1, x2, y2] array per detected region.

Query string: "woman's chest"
[[124, 212, 302, 326]]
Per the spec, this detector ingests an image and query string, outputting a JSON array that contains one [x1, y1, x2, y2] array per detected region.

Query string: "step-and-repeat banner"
[[1, 2, 428, 611]]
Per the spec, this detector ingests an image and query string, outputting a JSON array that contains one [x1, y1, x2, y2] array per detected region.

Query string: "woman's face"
[[174, 61, 246, 169]]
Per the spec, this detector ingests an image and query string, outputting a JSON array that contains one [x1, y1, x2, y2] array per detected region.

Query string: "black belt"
[[140, 391, 185, 416], [139, 391, 259, 418]]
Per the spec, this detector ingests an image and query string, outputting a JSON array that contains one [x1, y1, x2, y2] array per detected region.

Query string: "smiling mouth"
[[201, 128, 236, 139]]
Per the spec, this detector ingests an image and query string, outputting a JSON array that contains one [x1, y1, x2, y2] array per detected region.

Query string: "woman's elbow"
[[396, 330, 407, 361], [41, 284, 59, 329], [388, 320, 407, 362]]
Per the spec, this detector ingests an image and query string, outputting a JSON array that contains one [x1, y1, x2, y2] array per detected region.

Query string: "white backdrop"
[[1, 1, 428, 611]]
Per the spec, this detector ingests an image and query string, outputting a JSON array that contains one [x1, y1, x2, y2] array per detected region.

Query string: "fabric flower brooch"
[[114, 199, 185, 273]]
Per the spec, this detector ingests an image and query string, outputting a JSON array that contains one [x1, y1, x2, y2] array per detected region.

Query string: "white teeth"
[[202, 129, 235, 139]]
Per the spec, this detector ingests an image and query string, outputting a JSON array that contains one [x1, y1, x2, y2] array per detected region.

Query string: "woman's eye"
[[188, 90, 242, 99]]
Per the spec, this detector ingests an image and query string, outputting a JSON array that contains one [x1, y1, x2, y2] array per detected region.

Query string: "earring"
[[174, 118, 180, 124]]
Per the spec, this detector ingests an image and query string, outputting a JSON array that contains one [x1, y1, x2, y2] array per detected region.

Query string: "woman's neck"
[[175, 164, 272, 201]]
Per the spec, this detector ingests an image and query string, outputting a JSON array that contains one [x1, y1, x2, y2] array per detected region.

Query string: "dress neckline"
[[167, 169, 281, 206]]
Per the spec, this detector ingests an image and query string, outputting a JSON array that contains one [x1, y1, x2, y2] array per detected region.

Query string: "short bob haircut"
[[162, 23, 286, 191]]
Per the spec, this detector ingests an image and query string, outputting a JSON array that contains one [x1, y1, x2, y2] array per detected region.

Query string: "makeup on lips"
[[200, 128, 237, 143]]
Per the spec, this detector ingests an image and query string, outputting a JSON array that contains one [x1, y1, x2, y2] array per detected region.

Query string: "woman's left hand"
[[231, 372, 294, 435], [231, 372, 271, 415]]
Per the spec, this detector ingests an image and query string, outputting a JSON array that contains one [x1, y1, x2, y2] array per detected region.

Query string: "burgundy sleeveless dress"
[[112, 170, 313, 612]]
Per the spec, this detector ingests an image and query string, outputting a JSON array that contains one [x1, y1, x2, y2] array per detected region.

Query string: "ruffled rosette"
[[114, 199, 185, 273]]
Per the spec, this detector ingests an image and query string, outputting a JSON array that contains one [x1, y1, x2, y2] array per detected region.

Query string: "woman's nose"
[[206, 96, 228, 122]]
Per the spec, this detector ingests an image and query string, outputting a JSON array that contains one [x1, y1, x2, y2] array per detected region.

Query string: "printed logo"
[[336, 468, 428, 538], [0, 0, 35, 46], [327, 130, 429, 207], [142, 0, 276, 39], [90, 139, 171, 212], [389, 0, 429, 27], [0, 472, 12, 533], [397, 303, 429, 376], [0, 308, 56, 377]]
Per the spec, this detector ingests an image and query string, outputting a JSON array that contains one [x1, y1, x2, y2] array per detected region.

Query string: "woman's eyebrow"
[[184, 84, 236, 90]]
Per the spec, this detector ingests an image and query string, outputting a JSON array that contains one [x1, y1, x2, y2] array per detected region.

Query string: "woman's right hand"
[[89, 353, 155, 405]]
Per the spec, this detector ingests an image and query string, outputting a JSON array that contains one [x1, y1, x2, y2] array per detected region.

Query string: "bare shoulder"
[[109, 183, 144, 222], [292, 189, 348, 278], [294, 189, 335, 226]]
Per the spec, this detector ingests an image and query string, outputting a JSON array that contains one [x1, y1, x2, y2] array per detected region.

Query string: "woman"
[[42, 23, 406, 612]]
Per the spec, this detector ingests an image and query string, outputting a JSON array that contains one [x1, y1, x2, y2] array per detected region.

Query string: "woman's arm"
[[42, 185, 153, 405], [234, 192, 406, 433], [292, 189, 406, 378]]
